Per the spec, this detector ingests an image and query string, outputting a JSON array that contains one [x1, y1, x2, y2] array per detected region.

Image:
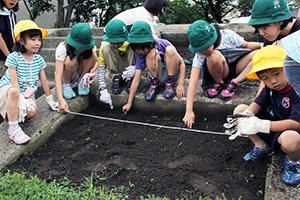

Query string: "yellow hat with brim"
[[246, 45, 286, 80], [14, 20, 47, 43]]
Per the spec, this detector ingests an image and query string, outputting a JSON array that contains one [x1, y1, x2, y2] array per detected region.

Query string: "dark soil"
[[3, 102, 270, 200], [1, 47, 270, 199]]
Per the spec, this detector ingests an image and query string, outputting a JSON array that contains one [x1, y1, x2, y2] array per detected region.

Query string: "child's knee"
[[207, 50, 226, 66], [233, 104, 249, 114], [279, 131, 300, 153], [26, 105, 36, 119], [7, 87, 20, 100], [64, 56, 77, 69], [165, 46, 177, 59]]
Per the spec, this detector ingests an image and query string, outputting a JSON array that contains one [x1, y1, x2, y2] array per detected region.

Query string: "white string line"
[[68, 111, 230, 136]]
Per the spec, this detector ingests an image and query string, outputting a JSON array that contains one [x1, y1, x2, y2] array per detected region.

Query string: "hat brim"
[[127, 37, 154, 44], [248, 12, 292, 25], [102, 34, 127, 43], [14, 28, 47, 43], [66, 34, 95, 50], [246, 61, 284, 80], [188, 32, 217, 53]]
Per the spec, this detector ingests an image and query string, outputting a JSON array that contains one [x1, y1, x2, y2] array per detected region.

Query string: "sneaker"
[[145, 78, 162, 101], [62, 83, 76, 99], [78, 79, 90, 96], [8, 125, 31, 145], [219, 79, 239, 101], [205, 81, 224, 98], [282, 157, 300, 185], [243, 145, 274, 161], [164, 77, 176, 99], [124, 78, 132, 94], [112, 76, 122, 94]]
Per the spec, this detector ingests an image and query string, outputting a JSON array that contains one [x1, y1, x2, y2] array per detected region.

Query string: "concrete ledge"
[[0, 88, 90, 170]]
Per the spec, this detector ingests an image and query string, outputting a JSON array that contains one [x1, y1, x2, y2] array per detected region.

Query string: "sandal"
[[62, 83, 76, 99], [78, 79, 90, 96], [8, 125, 31, 145]]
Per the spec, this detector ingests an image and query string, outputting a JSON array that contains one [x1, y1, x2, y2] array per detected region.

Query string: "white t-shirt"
[[55, 41, 67, 62]]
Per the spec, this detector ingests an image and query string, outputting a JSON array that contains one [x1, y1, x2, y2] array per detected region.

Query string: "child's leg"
[[144, 48, 162, 101], [62, 55, 78, 83], [6, 87, 31, 144], [234, 50, 257, 84], [78, 56, 97, 95], [279, 130, 300, 185]]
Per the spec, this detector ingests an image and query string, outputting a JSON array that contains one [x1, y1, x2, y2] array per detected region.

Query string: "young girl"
[[248, 0, 300, 95], [183, 20, 262, 129], [106, 0, 169, 38], [0, 20, 58, 144], [0, 0, 18, 75], [55, 23, 98, 113], [122, 21, 185, 114]]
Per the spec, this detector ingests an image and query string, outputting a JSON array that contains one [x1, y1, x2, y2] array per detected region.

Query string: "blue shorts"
[[257, 110, 300, 153]]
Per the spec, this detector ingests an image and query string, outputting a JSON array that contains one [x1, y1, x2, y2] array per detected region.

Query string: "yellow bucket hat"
[[14, 20, 47, 43], [246, 45, 286, 80]]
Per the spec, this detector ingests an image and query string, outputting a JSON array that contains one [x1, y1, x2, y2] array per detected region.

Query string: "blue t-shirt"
[[254, 84, 300, 122], [135, 39, 172, 70], [0, 52, 46, 98]]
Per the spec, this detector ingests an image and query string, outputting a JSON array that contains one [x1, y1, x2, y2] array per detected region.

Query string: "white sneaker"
[[8, 125, 31, 144]]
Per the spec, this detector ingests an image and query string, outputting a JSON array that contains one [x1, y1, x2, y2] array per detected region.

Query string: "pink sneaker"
[[205, 81, 224, 98], [8, 126, 31, 144], [219, 79, 239, 101]]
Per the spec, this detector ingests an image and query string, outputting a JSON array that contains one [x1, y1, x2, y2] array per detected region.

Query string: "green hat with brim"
[[127, 21, 155, 44], [103, 19, 128, 43], [248, 0, 292, 25], [246, 45, 286, 80], [188, 20, 217, 53], [66, 23, 95, 50]]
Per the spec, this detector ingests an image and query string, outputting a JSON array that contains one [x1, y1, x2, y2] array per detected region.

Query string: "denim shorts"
[[284, 55, 300, 97]]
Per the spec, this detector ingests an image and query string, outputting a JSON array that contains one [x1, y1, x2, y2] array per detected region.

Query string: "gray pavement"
[[0, 24, 299, 200]]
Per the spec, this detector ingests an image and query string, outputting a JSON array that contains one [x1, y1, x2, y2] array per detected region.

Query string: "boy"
[[122, 21, 185, 114], [224, 45, 300, 185], [98, 19, 136, 108]]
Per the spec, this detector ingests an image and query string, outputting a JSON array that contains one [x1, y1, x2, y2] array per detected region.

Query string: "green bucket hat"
[[66, 23, 95, 50], [187, 20, 217, 53], [103, 19, 128, 43], [248, 0, 292, 25], [127, 21, 155, 43]]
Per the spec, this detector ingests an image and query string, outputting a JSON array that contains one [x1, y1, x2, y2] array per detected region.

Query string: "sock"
[[8, 121, 19, 131], [167, 75, 176, 79]]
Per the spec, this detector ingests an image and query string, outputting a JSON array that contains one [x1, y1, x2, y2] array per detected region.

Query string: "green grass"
[[0, 172, 240, 200]]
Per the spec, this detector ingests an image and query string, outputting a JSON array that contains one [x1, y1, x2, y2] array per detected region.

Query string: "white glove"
[[46, 95, 59, 111], [224, 115, 271, 140], [18, 94, 31, 123], [122, 65, 135, 80], [80, 73, 95, 89], [100, 89, 114, 109]]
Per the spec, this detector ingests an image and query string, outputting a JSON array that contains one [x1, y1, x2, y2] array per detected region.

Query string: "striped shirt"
[[0, 51, 46, 97], [282, 30, 300, 64]]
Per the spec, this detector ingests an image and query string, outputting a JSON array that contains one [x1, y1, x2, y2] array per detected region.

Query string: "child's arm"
[[176, 55, 185, 99], [39, 69, 51, 96], [8, 66, 20, 90], [89, 47, 99, 74], [0, 33, 10, 57], [270, 120, 300, 132], [182, 67, 201, 129], [122, 69, 142, 114], [55, 60, 69, 113], [241, 41, 263, 50]]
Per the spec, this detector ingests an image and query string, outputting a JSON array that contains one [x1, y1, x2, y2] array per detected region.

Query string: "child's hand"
[[182, 111, 195, 129], [100, 89, 114, 109], [58, 99, 69, 113], [46, 95, 58, 111], [122, 103, 131, 114], [176, 84, 185, 99]]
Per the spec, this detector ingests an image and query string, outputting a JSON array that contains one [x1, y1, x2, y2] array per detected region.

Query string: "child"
[[0, 0, 19, 76], [183, 20, 261, 129], [224, 45, 300, 185], [55, 23, 98, 113], [122, 21, 185, 114], [248, 0, 300, 94], [98, 19, 136, 109], [0, 20, 58, 144], [106, 0, 169, 38]]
